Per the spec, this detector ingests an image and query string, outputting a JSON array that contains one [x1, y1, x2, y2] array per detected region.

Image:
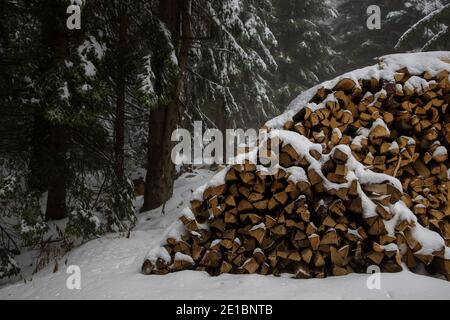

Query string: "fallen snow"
[[174, 252, 194, 265], [286, 167, 308, 184], [410, 224, 446, 256], [433, 146, 448, 157], [333, 127, 342, 139], [389, 141, 399, 152], [147, 247, 172, 265], [404, 76, 432, 94], [250, 223, 266, 231], [370, 118, 390, 136]]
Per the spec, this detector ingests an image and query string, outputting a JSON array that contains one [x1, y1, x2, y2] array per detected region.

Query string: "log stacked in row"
[[142, 147, 448, 279], [281, 69, 450, 246]]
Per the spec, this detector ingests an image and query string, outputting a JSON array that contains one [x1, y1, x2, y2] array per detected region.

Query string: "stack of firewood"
[[281, 70, 450, 246], [142, 54, 450, 280]]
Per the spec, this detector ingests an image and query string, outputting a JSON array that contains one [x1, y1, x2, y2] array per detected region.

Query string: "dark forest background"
[[1, 0, 449, 278]]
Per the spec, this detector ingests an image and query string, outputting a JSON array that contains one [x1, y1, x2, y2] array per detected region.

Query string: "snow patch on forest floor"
[[0, 169, 450, 300]]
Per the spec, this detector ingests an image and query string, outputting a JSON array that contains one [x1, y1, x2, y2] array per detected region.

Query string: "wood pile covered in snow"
[[142, 52, 450, 280]]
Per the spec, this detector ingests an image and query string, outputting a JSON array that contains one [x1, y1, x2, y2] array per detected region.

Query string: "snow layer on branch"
[[60, 82, 70, 100], [396, 3, 450, 49], [76, 36, 105, 78], [266, 52, 450, 129]]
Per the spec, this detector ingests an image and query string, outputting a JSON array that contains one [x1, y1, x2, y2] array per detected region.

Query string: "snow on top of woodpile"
[[273, 129, 403, 194], [266, 51, 450, 129]]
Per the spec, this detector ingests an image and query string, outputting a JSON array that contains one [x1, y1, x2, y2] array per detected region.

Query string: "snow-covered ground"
[[1, 169, 449, 300]]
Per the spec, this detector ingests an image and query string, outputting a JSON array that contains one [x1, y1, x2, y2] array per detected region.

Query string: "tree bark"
[[45, 124, 68, 220], [142, 101, 179, 212], [216, 101, 230, 165], [30, 113, 69, 220], [141, 0, 192, 212], [29, 1, 72, 220], [114, 2, 129, 179], [29, 111, 50, 193]]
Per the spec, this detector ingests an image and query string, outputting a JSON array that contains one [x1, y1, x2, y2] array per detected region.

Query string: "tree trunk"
[[114, 3, 129, 179], [45, 124, 68, 220], [29, 113, 68, 220], [142, 101, 179, 212], [141, 0, 192, 212], [31, 1, 71, 220], [29, 111, 50, 193], [217, 101, 231, 165]]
